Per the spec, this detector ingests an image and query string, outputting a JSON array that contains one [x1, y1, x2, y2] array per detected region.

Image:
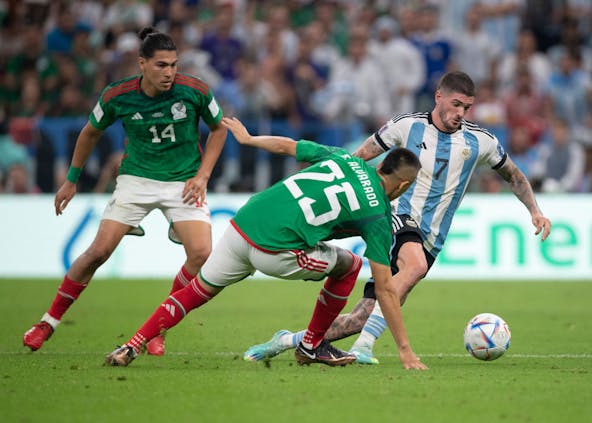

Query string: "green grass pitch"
[[1, 278, 591, 423]]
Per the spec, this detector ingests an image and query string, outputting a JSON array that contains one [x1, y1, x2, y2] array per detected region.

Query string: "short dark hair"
[[138, 27, 176, 58], [380, 147, 421, 176], [437, 71, 475, 97]]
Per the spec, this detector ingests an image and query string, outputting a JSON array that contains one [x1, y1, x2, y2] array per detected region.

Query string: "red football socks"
[[302, 254, 362, 349], [169, 265, 195, 295], [47, 276, 87, 321], [127, 278, 214, 353]]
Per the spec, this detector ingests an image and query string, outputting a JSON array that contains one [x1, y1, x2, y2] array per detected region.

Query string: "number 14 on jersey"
[[149, 124, 176, 143]]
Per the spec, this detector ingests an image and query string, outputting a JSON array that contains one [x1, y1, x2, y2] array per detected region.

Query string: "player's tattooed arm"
[[324, 298, 375, 341], [353, 136, 385, 161], [497, 157, 540, 213], [496, 156, 552, 240]]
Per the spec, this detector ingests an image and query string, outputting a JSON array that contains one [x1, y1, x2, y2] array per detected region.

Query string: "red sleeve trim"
[[174, 74, 209, 96], [103, 78, 139, 104]]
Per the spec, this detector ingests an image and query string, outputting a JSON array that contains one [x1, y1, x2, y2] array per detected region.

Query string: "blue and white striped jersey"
[[374, 112, 507, 257]]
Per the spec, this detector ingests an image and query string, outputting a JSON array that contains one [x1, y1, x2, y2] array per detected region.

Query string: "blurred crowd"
[[1, 0, 591, 194]]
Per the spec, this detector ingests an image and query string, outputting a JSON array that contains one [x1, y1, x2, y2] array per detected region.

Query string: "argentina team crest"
[[461, 147, 472, 160], [405, 218, 418, 228], [171, 102, 187, 120]]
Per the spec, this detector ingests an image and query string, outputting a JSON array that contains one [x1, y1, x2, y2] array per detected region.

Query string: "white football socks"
[[351, 301, 386, 350]]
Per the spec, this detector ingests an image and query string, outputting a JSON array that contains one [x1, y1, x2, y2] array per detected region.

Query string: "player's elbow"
[[277, 139, 297, 156]]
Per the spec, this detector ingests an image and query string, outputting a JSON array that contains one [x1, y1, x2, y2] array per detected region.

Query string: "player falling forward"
[[244, 71, 552, 365], [23, 27, 226, 356], [105, 116, 427, 370]]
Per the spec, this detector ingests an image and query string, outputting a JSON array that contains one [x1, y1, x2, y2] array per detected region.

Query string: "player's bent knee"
[[402, 256, 428, 281], [329, 248, 357, 278], [187, 246, 212, 268], [196, 275, 223, 297], [409, 262, 428, 280], [324, 253, 362, 297]]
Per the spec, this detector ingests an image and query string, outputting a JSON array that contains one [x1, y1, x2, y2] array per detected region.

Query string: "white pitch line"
[[417, 353, 592, 359], [4, 351, 592, 359], [220, 352, 592, 359]]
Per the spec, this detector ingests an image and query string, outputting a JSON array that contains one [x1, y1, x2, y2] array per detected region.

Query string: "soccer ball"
[[463, 313, 511, 361]]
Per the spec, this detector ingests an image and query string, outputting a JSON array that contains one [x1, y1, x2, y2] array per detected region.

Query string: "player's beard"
[[439, 110, 461, 133]]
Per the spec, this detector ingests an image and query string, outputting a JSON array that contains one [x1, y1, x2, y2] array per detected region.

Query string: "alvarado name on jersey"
[[345, 157, 380, 208]]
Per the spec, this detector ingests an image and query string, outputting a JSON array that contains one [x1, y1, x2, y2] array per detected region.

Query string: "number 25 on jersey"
[[283, 160, 360, 226]]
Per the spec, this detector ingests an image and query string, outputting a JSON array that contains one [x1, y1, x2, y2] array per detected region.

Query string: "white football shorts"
[[102, 175, 211, 228], [200, 223, 338, 287]]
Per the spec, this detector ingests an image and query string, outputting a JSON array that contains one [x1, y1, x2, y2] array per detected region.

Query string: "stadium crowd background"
[[0, 0, 591, 195]]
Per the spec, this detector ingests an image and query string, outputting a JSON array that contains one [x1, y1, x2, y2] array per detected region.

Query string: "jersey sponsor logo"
[[92, 102, 104, 122], [131, 112, 143, 120], [171, 102, 187, 120], [208, 98, 220, 117]]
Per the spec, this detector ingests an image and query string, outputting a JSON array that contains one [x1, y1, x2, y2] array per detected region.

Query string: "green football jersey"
[[232, 141, 393, 266], [89, 73, 223, 181]]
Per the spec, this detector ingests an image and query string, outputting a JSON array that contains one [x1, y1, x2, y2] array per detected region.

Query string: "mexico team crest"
[[171, 102, 187, 120]]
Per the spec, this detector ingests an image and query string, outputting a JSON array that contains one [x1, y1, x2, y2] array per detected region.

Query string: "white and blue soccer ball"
[[464, 313, 511, 361]]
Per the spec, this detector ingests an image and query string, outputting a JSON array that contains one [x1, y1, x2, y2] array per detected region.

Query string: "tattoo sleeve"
[[324, 298, 375, 341], [352, 136, 385, 160], [496, 157, 541, 215]]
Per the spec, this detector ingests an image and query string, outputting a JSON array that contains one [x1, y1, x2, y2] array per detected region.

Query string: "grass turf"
[[1, 278, 591, 423]]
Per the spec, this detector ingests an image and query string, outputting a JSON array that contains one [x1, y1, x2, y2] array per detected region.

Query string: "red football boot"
[[146, 334, 166, 356], [23, 322, 54, 351]]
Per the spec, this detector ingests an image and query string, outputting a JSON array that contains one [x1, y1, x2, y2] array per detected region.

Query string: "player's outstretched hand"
[[221, 117, 251, 145], [54, 181, 77, 215], [532, 212, 551, 241], [399, 349, 429, 370]]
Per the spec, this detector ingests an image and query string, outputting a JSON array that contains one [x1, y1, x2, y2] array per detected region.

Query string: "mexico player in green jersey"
[[106, 117, 427, 370], [23, 27, 227, 356]]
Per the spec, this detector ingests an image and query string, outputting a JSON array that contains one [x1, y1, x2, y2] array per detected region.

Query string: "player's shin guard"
[[127, 278, 215, 353], [46, 276, 87, 324], [302, 254, 362, 349]]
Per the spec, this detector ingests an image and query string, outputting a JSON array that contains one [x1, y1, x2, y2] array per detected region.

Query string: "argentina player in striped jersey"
[[243, 71, 552, 365]]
